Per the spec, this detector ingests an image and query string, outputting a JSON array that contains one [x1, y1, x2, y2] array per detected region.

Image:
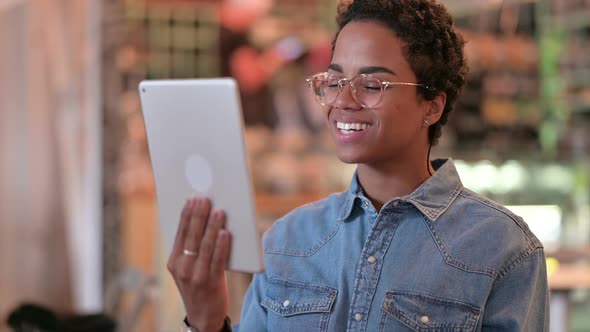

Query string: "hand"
[[167, 197, 232, 332]]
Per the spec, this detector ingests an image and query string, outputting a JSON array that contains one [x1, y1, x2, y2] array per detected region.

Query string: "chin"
[[335, 150, 367, 165], [337, 156, 358, 164]]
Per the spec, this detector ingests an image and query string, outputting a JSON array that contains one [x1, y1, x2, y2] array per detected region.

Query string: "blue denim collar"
[[338, 159, 463, 222]]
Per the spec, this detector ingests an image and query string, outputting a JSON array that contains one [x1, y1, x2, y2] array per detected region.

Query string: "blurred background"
[[1, 0, 589, 331]]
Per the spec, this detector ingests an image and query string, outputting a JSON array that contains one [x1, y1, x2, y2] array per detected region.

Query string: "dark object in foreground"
[[7, 303, 116, 332]]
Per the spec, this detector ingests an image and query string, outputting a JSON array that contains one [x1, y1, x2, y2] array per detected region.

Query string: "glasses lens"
[[310, 73, 340, 105], [353, 76, 383, 107]]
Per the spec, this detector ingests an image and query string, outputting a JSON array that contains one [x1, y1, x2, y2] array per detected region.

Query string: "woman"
[[168, 0, 549, 331]]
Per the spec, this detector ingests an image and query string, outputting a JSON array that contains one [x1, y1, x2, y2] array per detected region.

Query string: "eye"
[[356, 77, 382, 93], [327, 79, 340, 89], [360, 83, 381, 93], [362, 85, 381, 91]]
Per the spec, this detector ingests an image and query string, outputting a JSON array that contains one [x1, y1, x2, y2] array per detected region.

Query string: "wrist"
[[183, 316, 231, 332]]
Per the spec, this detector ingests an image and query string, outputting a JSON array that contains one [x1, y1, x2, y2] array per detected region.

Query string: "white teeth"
[[336, 121, 370, 130]]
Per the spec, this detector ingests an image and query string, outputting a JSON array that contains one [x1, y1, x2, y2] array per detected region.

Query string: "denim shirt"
[[236, 159, 549, 331]]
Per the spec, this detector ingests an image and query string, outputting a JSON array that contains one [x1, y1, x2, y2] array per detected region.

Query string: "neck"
[[357, 150, 435, 211]]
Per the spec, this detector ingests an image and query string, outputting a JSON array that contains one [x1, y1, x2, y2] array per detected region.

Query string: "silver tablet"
[[139, 78, 263, 273]]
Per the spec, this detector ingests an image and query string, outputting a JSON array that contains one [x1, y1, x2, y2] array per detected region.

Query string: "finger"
[[170, 198, 194, 259], [196, 209, 226, 271], [184, 197, 211, 253], [210, 230, 231, 277]]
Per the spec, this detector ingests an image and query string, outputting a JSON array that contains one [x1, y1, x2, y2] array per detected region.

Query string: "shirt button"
[[354, 313, 362, 321], [420, 315, 429, 324], [282, 300, 291, 307], [367, 256, 377, 264], [392, 201, 399, 206]]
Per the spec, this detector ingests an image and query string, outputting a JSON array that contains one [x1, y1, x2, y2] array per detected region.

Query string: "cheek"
[[379, 101, 422, 134], [393, 97, 424, 121], [325, 107, 334, 123]]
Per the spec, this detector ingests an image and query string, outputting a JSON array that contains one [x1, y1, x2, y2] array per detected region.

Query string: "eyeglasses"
[[305, 72, 435, 108]]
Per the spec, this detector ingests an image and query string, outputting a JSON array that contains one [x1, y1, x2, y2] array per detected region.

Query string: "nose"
[[332, 81, 361, 110]]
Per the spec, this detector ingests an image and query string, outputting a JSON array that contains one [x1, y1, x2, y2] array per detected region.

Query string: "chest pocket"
[[379, 290, 480, 332], [260, 276, 337, 332]]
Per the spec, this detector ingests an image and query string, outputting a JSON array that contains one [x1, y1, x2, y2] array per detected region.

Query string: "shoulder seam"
[[457, 190, 542, 248], [492, 247, 545, 288]]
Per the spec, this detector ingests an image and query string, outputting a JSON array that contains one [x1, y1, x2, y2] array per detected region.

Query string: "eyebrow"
[[328, 64, 397, 76], [328, 64, 344, 72], [360, 66, 397, 76]]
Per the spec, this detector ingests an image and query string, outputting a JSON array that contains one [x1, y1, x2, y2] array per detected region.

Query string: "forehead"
[[332, 20, 414, 78]]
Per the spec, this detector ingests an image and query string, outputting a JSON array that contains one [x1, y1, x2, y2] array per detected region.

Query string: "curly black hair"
[[334, 0, 468, 145]]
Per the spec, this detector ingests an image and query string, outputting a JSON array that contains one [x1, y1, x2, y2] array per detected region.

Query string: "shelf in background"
[[563, 68, 590, 88], [543, 10, 590, 32], [549, 263, 590, 290]]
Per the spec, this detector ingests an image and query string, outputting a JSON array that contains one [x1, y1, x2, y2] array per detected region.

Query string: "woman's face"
[[327, 20, 432, 167]]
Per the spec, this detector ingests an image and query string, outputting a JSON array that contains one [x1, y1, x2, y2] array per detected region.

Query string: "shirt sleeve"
[[233, 272, 268, 332], [481, 248, 550, 331]]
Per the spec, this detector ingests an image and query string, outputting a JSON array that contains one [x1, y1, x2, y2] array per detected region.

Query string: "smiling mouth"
[[336, 121, 372, 134]]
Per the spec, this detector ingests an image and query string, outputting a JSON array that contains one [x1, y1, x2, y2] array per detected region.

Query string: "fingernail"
[[215, 211, 226, 225]]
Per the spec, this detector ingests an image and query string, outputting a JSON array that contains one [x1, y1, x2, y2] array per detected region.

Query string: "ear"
[[423, 92, 447, 126]]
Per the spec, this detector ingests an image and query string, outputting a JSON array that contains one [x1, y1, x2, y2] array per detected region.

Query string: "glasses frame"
[[305, 72, 436, 108]]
